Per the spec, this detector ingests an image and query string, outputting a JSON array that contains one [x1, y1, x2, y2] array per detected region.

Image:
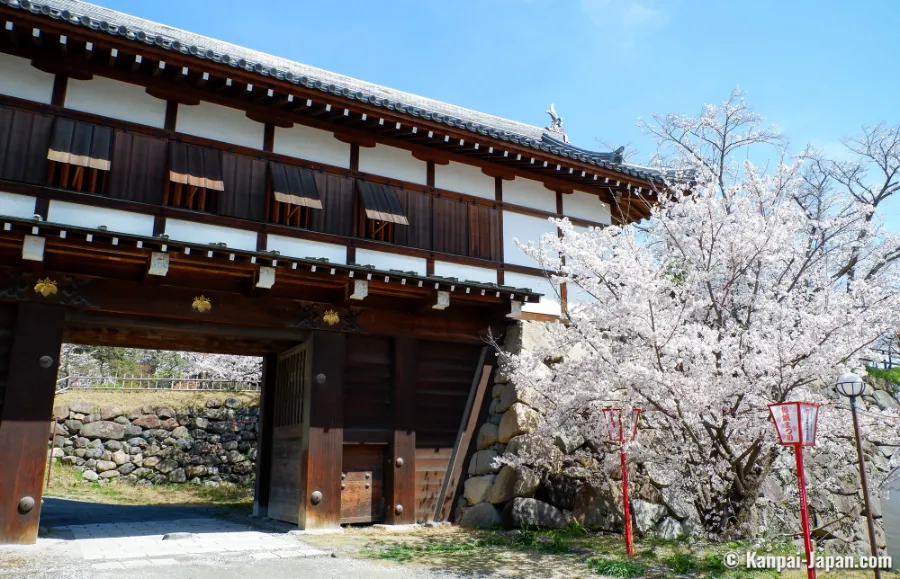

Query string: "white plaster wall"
[[266, 234, 347, 265], [433, 261, 497, 284], [503, 177, 557, 213], [165, 219, 257, 251], [48, 201, 155, 236], [354, 248, 426, 275], [273, 124, 350, 169], [175, 101, 265, 150], [434, 161, 495, 200], [0, 192, 37, 219], [358, 144, 426, 185], [0, 53, 54, 104], [504, 272, 562, 316], [563, 190, 611, 224], [502, 210, 558, 268], [65, 76, 167, 128]]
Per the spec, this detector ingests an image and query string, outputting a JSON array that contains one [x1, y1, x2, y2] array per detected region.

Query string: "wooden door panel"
[[341, 445, 385, 523]]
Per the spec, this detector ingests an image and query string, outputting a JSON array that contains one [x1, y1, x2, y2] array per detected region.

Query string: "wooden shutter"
[[108, 130, 167, 205], [219, 152, 266, 221], [310, 172, 353, 236], [432, 196, 467, 256], [467, 203, 500, 261], [0, 105, 52, 185], [394, 189, 432, 250]]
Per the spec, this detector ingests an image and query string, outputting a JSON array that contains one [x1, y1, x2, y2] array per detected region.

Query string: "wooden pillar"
[[253, 353, 278, 518], [386, 337, 417, 524], [0, 302, 65, 545], [299, 331, 345, 529]]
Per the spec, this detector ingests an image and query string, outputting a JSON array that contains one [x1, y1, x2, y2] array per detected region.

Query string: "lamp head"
[[835, 372, 866, 398]]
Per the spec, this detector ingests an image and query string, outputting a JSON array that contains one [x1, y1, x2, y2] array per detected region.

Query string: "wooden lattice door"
[[267, 343, 309, 524]]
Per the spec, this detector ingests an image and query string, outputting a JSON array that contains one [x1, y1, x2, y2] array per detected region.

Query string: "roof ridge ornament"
[[544, 103, 569, 143]]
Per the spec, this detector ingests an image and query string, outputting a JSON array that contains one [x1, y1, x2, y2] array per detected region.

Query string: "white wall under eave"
[[0, 52, 54, 104], [434, 161, 495, 200], [0, 192, 37, 219], [65, 76, 167, 129], [504, 272, 562, 316], [502, 210, 559, 268], [47, 201, 155, 236], [433, 261, 497, 285], [503, 177, 557, 213], [354, 248, 427, 276], [273, 124, 351, 169], [165, 219, 257, 251], [563, 190, 611, 225], [266, 234, 347, 265], [357, 144, 426, 185], [175, 101, 265, 150]]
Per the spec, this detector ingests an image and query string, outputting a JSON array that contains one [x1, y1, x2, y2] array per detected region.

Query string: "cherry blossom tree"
[[506, 158, 899, 537]]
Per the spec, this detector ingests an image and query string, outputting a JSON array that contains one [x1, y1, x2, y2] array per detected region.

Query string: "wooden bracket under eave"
[[246, 110, 293, 129], [147, 251, 169, 276], [145, 86, 201, 106], [411, 150, 450, 165], [544, 182, 574, 194], [480, 166, 515, 181], [334, 131, 377, 148], [30, 58, 92, 80], [349, 279, 368, 300], [256, 266, 276, 289], [432, 290, 450, 310]]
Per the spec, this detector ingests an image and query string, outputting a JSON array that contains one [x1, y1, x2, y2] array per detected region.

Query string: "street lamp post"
[[835, 372, 882, 579], [769, 401, 820, 579], [603, 407, 641, 557]]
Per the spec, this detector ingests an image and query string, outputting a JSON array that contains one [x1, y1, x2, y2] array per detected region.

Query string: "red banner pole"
[[795, 444, 816, 579], [621, 445, 634, 557]]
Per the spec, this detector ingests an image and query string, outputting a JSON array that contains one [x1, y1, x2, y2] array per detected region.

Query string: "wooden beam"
[[434, 346, 493, 521], [299, 331, 345, 529], [386, 337, 417, 524], [0, 302, 65, 544]]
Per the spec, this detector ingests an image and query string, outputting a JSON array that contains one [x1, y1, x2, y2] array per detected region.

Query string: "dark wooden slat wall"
[[0, 105, 52, 185], [468, 203, 501, 261], [219, 152, 267, 222], [107, 130, 167, 205], [432, 196, 469, 256], [394, 189, 432, 251], [0, 303, 65, 545], [343, 335, 392, 433], [413, 340, 483, 522], [310, 172, 354, 237]]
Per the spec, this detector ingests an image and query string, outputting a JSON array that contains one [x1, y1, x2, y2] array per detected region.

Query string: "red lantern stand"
[[603, 407, 642, 557], [768, 401, 820, 579]]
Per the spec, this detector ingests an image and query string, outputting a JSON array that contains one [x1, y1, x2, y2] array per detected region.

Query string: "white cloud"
[[579, 0, 665, 55]]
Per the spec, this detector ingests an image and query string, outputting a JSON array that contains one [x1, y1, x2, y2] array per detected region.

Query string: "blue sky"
[[90, 0, 899, 230]]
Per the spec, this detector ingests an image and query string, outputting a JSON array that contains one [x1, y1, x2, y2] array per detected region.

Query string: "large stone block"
[[111, 450, 130, 465], [477, 423, 499, 450], [632, 499, 667, 534], [100, 406, 123, 420], [488, 465, 540, 504], [503, 321, 555, 355], [468, 449, 500, 476], [536, 472, 581, 511], [133, 415, 162, 429], [655, 517, 684, 539], [459, 502, 502, 529], [503, 497, 568, 529], [498, 403, 541, 443], [80, 421, 126, 440], [95, 460, 117, 473], [507, 433, 563, 470], [68, 401, 95, 415], [497, 383, 542, 414], [573, 480, 623, 532], [464, 475, 496, 505]]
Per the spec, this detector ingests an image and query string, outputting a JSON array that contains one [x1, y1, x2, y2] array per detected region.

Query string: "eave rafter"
[[0, 5, 663, 222]]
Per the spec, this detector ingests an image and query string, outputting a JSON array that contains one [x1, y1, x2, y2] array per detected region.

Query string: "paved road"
[[0, 499, 459, 579]]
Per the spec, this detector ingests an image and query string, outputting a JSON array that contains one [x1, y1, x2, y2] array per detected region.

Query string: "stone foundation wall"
[[48, 397, 258, 487]]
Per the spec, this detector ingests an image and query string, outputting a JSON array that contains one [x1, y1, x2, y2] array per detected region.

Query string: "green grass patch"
[[586, 557, 646, 578], [868, 366, 900, 387], [665, 551, 698, 572]]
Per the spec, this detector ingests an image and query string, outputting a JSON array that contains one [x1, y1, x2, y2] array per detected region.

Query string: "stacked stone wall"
[[48, 397, 258, 487]]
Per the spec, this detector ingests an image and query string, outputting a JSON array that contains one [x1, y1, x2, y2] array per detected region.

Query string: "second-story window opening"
[[357, 181, 408, 243], [46, 118, 112, 195], [268, 162, 322, 229], [166, 142, 223, 213]]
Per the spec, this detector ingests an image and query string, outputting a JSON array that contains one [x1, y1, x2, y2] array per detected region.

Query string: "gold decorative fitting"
[[192, 296, 212, 313], [34, 278, 58, 298], [322, 309, 340, 326]]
